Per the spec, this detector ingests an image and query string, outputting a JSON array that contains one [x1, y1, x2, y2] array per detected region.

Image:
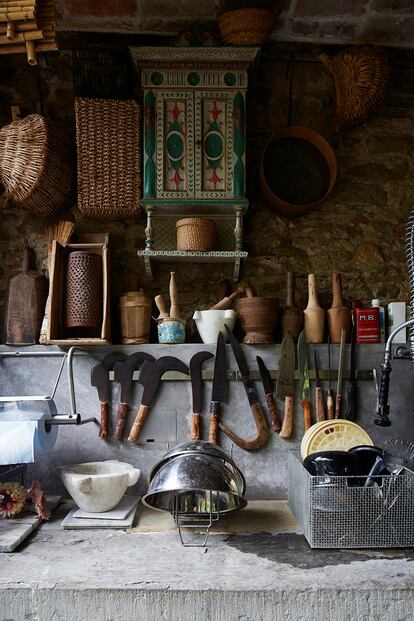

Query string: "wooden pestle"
[[304, 273, 325, 343], [210, 286, 244, 310], [244, 284, 255, 298], [327, 272, 351, 343], [281, 271, 303, 341], [154, 294, 169, 319], [169, 272, 181, 319]]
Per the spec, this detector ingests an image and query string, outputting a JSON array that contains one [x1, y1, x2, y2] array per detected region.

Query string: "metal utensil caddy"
[[288, 451, 414, 548]]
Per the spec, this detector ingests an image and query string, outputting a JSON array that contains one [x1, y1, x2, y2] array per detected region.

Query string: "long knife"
[[257, 356, 281, 432], [326, 336, 335, 419], [314, 350, 325, 422], [276, 332, 295, 439], [335, 328, 346, 418], [297, 330, 311, 432], [344, 321, 357, 421], [209, 332, 226, 445], [220, 325, 269, 450], [190, 351, 214, 440]]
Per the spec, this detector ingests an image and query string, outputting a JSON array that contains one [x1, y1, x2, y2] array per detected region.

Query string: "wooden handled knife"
[[297, 330, 312, 433], [276, 332, 296, 439], [189, 351, 214, 440], [257, 355, 281, 432], [314, 349, 325, 422], [209, 332, 226, 444], [335, 328, 346, 418]]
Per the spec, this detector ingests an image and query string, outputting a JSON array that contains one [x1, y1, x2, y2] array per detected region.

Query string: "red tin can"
[[355, 307, 380, 343]]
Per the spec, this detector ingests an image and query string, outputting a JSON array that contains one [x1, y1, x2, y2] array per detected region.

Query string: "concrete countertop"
[[2, 500, 414, 621]]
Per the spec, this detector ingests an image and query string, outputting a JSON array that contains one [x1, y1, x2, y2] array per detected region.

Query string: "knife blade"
[[257, 355, 281, 432], [209, 332, 226, 444], [91, 352, 128, 439], [335, 328, 346, 418], [344, 321, 357, 421], [297, 330, 312, 432], [326, 336, 335, 419], [220, 326, 269, 450], [276, 332, 295, 439], [314, 350, 325, 422]]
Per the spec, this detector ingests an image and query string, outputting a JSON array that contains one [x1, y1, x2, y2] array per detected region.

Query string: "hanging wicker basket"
[[75, 97, 141, 221], [217, 8, 276, 45], [319, 45, 391, 132], [0, 114, 74, 217], [176, 218, 216, 252]]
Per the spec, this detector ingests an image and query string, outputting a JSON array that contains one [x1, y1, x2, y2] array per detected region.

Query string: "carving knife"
[[276, 332, 295, 439], [314, 350, 325, 422], [326, 336, 334, 419], [335, 328, 346, 418], [256, 355, 281, 432], [190, 351, 214, 440], [297, 330, 311, 432], [345, 320, 357, 421], [209, 331, 226, 445], [220, 325, 269, 450]]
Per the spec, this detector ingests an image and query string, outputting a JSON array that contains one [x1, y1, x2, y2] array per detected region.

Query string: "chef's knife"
[[257, 356, 281, 432], [314, 350, 325, 422], [297, 330, 311, 432], [345, 321, 357, 421], [209, 332, 226, 444], [113, 352, 155, 440], [220, 325, 269, 450], [128, 356, 189, 442], [335, 328, 346, 418], [190, 351, 214, 440], [91, 352, 128, 439], [276, 332, 295, 439]]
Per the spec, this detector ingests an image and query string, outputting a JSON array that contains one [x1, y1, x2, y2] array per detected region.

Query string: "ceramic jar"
[[157, 318, 186, 344], [238, 297, 278, 344], [193, 309, 237, 344]]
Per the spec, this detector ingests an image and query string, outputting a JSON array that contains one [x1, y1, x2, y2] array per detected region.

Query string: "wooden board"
[[0, 496, 61, 552]]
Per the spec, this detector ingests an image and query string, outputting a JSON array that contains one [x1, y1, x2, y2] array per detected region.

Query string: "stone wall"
[[0, 43, 413, 341]]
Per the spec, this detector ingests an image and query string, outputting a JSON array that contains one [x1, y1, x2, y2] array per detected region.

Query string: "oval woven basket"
[[176, 217, 216, 252], [0, 114, 74, 217], [217, 8, 276, 45], [319, 45, 390, 131]]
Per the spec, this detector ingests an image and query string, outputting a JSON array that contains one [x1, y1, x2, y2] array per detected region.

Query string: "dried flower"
[[0, 482, 27, 518]]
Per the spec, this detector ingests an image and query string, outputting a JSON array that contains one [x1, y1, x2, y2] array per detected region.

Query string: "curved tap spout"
[[375, 318, 414, 426]]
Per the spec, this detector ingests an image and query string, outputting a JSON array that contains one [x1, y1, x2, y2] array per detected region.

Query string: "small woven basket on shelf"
[[319, 45, 390, 131], [176, 218, 216, 252], [217, 8, 276, 45], [0, 114, 74, 217], [75, 97, 141, 221]]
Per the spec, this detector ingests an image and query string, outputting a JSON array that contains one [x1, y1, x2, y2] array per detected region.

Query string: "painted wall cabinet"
[[130, 47, 258, 280]]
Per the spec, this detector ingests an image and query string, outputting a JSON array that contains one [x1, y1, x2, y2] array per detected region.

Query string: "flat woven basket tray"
[[75, 97, 141, 221]]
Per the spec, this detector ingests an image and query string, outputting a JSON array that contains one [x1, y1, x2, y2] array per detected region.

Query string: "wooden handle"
[[191, 413, 201, 441], [169, 271, 180, 319], [279, 396, 294, 439], [265, 393, 281, 432], [331, 272, 345, 308], [128, 404, 151, 442], [326, 391, 335, 420], [306, 274, 319, 309], [154, 294, 169, 319], [113, 402, 128, 441], [315, 386, 325, 422], [286, 271, 295, 308], [244, 285, 255, 298], [335, 394, 342, 419], [210, 290, 242, 310], [98, 402, 109, 439], [219, 401, 269, 450], [301, 399, 312, 432], [209, 401, 220, 444]]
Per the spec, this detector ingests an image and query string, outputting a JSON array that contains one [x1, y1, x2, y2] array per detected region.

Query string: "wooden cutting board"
[[4, 245, 48, 345]]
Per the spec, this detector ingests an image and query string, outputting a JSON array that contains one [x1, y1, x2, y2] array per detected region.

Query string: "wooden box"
[[47, 233, 110, 345]]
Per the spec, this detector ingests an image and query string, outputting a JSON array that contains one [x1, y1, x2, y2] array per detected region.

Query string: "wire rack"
[[288, 451, 414, 548]]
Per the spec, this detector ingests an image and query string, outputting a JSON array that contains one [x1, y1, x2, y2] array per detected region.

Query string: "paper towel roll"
[[0, 402, 58, 465]]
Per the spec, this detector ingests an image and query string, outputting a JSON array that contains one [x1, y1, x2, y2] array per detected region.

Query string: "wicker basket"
[[176, 218, 216, 252], [0, 114, 74, 217], [75, 97, 141, 221], [217, 8, 276, 45], [319, 46, 390, 131]]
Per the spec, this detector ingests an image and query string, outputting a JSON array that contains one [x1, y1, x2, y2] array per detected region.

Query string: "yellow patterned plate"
[[301, 419, 373, 459]]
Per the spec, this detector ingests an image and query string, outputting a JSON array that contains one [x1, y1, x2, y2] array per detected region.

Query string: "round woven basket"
[[0, 114, 74, 217], [176, 218, 216, 252], [217, 8, 277, 45]]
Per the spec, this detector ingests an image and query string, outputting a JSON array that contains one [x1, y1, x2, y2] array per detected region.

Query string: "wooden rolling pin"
[[210, 286, 244, 310], [304, 273, 325, 343], [327, 272, 351, 343], [169, 272, 181, 318], [281, 271, 303, 341]]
